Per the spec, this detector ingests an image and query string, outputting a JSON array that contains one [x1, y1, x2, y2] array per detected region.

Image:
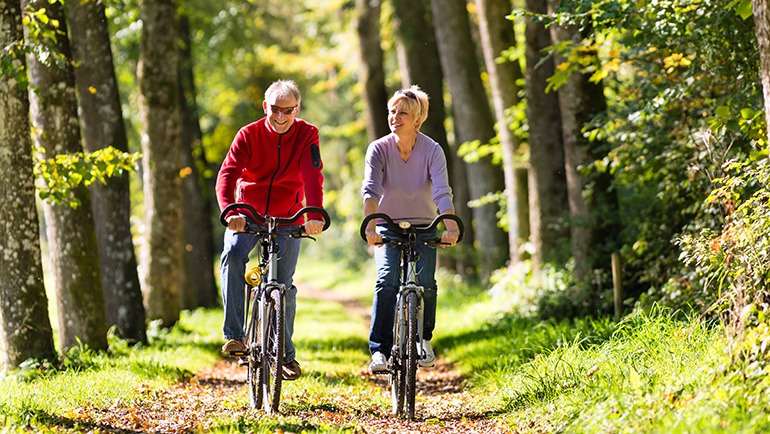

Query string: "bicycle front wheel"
[[247, 287, 263, 410], [405, 291, 419, 420], [260, 287, 284, 413]]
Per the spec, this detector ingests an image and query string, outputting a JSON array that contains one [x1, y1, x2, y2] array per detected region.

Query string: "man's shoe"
[[369, 351, 388, 373], [222, 338, 247, 354], [282, 359, 302, 380], [418, 340, 435, 368]]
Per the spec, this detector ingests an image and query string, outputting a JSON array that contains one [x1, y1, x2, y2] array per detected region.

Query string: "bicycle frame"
[[221, 203, 330, 414], [360, 212, 464, 419]]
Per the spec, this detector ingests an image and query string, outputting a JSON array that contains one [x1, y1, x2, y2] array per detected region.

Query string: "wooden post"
[[612, 253, 623, 320]]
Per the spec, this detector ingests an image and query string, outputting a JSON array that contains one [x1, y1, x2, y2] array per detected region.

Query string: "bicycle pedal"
[[228, 350, 248, 357]]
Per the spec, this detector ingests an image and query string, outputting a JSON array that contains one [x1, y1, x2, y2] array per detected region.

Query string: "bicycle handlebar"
[[359, 213, 464, 244], [219, 203, 331, 232]]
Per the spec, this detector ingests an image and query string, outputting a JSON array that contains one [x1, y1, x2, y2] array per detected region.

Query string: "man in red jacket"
[[216, 80, 325, 381]]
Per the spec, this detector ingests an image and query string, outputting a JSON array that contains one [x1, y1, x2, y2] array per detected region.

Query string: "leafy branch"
[[34, 146, 141, 208]]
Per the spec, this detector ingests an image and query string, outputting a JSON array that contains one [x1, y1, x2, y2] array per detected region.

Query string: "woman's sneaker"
[[369, 351, 388, 373], [418, 340, 435, 368]]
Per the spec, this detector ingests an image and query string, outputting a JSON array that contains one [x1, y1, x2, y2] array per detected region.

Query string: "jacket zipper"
[[264, 133, 282, 217]]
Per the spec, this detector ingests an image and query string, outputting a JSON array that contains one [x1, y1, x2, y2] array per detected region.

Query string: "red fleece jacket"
[[216, 118, 324, 223]]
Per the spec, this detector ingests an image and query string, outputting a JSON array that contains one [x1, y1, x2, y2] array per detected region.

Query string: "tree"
[[431, 0, 509, 280], [24, 0, 108, 352], [754, 0, 770, 141], [389, 0, 476, 274], [547, 10, 620, 286], [524, 0, 569, 267], [355, 0, 390, 142], [68, 0, 147, 344], [138, 0, 182, 327], [0, 0, 57, 370], [475, 0, 529, 264], [178, 12, 218, 309]]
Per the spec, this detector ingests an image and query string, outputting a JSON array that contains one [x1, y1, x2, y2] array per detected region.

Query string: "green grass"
[[4, 255, 769, 433]]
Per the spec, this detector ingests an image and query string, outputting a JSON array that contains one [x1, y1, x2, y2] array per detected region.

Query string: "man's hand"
[[227, 215, 246, 232], [304, 219, 324, 236]]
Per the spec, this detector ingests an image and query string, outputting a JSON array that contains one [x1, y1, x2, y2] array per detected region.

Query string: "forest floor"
[[73, 284, 514, 433]]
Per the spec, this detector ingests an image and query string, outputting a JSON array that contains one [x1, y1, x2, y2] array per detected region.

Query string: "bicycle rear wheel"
[[405, 291, 419, 420], [390, 349, 406, 415], [260, 287, 284, 413]]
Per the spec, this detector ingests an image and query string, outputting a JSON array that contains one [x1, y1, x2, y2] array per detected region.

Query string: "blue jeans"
[[220, 220, 301, 363], [369, 225, 438, 358]]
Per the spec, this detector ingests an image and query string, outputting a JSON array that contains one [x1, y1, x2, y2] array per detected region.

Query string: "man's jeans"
[[369, 225, 438, 358], [220, 221, 301, 363]]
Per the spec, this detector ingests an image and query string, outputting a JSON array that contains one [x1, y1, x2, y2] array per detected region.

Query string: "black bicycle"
[[359, 213, 464, 419], [220, 203, 330, 413]]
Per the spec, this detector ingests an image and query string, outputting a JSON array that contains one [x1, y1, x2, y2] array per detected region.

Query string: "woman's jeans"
[[220, 221, 301, 363], [369, 225, 438, 358]]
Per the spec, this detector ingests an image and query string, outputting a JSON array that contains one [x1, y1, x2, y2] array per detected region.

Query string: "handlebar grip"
[[219, 203, 331, 231]]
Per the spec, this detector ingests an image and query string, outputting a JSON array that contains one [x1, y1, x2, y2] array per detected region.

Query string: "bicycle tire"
[[261, 287, 284, 413], [247, 288, 262, 410], [405, 291, 419, 420], [390, 348, 406, 415]]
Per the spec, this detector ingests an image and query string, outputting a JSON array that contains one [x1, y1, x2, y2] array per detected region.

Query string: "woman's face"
[[388, 101, 418, 134]]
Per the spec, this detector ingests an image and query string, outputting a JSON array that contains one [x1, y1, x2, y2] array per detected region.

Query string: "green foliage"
[[33, 146, 141, 208]]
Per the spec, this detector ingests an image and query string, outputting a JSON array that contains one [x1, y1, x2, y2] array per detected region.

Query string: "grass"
[[3, 254, 770, 432]]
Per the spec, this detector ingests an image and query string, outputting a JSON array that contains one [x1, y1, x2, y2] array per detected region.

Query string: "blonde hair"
[[388, 85, 429, 131]]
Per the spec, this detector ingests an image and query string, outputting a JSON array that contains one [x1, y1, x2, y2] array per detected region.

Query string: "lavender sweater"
[[361, 133, 454, 225]]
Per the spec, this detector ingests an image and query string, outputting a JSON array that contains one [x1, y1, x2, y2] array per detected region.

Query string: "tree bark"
[[24, 0, 108, 353], [431, 0, 509, 280], [68, 0, 147, 344], [0, 0, 57, 370], [355, 0, 390, 142], [524, 0, 569, 267], [475, 0, 529, 264], [389, 0, 475, 274], [178, 13, 218, 309], [138, 0, 182, 327], [548, 11, 616, 283], [753, 0, 770, 141]]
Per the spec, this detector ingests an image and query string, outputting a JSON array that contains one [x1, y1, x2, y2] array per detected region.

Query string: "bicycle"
[[359, 212, 464, 420], [220, 203, 330, 414]]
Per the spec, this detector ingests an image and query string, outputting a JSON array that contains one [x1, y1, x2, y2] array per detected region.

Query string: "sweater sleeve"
[[361, 141, 385, 204], [216, 128, 250, 220], [428, 144, 454, 213], [300, 128, 325, 222]]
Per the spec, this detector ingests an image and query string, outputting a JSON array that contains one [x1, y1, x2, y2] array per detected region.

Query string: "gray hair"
[[265, 80, 301, 105]]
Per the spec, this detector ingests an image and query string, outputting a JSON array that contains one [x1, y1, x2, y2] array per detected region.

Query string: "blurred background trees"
[[2, 0, 768, 368]]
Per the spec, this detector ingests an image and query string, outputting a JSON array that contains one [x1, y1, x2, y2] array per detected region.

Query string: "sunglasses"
[[269, 105, 298, 115], [396, 90, 417, 99]]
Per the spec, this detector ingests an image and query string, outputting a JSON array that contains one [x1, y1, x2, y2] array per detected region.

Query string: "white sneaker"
[[369, 351, 388, 373], [419, 340, 435, 368]]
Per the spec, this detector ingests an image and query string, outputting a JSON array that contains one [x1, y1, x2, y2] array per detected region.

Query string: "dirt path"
[[80, 284, 513, 433]]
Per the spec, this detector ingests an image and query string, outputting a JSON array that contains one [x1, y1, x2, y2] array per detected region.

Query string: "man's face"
[[263, 94, 299, 134]]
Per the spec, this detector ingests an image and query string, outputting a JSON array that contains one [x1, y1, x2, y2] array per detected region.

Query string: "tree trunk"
[[138, 0, 182, 327], [548, 12, 616, 283], [475, 0, 529, 264], [753, 0, 770, 142], [431, 0, 509, 281], [0, 0, 57, 370], [24, 0, 108, 353], [355, 0, 390, 142], [524, 0, 569, 267], [178, 13, 218, 309], [68, 0, 147, 344], [389, 0, 475, 275]]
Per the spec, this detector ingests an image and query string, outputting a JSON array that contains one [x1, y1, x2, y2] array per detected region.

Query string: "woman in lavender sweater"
[[361, 85, 461, 373]]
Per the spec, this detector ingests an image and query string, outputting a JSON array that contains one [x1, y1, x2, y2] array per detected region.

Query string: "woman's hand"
[[365, 226, 382, 247], [441, 230, 459, 248]]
